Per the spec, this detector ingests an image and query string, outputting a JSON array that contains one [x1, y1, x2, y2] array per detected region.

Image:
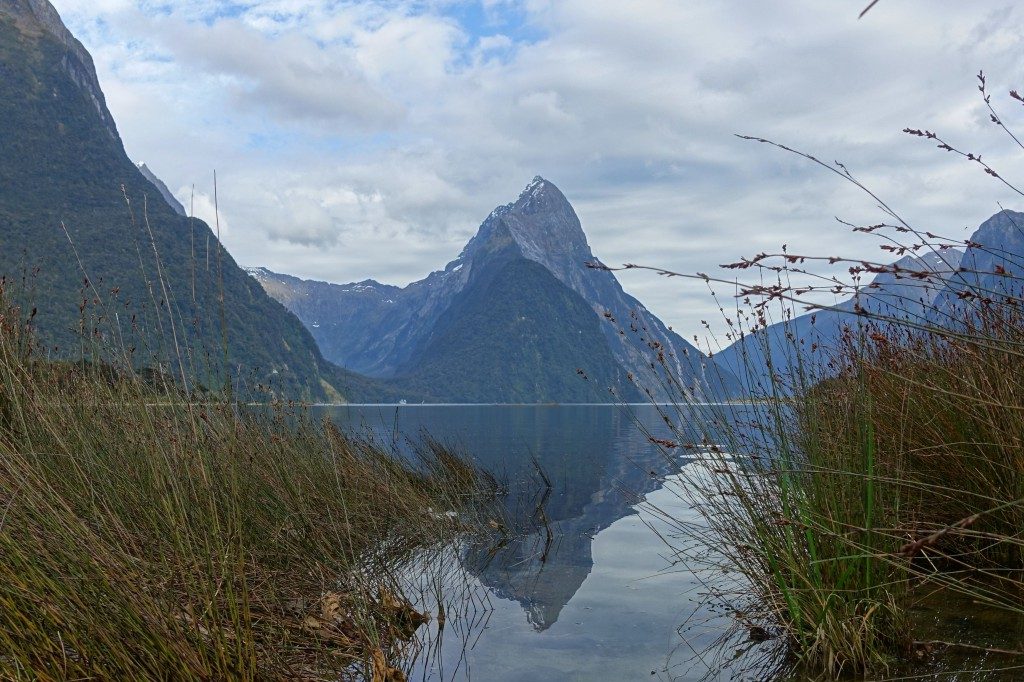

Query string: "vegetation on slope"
[[0, 11, 374, 402], [394, 255, 639, 403], [651, 83, 1024, 679]]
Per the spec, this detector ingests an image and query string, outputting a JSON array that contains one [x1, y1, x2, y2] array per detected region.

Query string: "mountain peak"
[[972, 208, 1024, 245], [136, 162, 186, 216], [462, 177, 590, 268], [512, 176, 572, 217], [466, 176, 592, 268], [518, 175, 549, 199]]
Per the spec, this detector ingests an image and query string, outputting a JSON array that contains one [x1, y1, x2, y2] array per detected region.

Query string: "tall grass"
[[634, 75, 1024, 678], [0, 291, 491, 680]]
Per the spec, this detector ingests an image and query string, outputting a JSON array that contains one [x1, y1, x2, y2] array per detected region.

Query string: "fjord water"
[[316, 405, 1024, 681], [316, 404, 757, 681]]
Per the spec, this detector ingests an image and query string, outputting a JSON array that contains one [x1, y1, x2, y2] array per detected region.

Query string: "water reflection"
[[320, 406, 678, 628], [318, 404, 752, 680], [320, 404, 1024, 681]]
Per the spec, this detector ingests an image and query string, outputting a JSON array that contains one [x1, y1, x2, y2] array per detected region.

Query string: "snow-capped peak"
[[245, 266, 272, 279], [519, 175, 548, 200]]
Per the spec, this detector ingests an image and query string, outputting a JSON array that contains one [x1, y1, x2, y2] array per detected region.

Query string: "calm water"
[[316, 404, 763, 681], [316, 404, 1024, 681]]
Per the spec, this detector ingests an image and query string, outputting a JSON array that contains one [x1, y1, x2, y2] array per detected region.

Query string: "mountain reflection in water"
[[319, 404, 1024, 682], [317, 404, 753, 680]]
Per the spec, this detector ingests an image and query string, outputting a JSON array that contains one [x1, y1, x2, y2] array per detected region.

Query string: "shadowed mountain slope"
[[0, 0, 383, 401], [395, 250, 635, 403], [931, 209, 1024, 322]]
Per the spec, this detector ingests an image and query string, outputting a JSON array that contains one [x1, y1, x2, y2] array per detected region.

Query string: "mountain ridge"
[[136, 163, 187, 217], [249, 177, 737, 402], [1, 0, 117, 140], [715, 246, 967, 393]]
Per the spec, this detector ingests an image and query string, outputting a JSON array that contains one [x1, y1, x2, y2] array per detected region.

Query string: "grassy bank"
[[664, 303, 1024, 678], [0, 298, 490, 680], [654, 123, 1024, 676]]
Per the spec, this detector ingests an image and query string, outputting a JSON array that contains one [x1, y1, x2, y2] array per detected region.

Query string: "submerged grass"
[[0, 296, 491, 680]]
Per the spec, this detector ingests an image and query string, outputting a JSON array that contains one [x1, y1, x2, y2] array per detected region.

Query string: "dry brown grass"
[[0, 295, 490, 680]]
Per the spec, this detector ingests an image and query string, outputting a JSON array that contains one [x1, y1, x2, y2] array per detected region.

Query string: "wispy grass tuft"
[[0, 290, 492, 680], [634, 73, 1024, 679]]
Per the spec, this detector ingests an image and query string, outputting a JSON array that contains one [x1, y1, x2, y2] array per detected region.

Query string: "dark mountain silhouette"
[[0, 0, 384, 401]]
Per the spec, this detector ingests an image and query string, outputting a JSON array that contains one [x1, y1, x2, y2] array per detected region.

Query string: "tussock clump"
[[0, 294, 489, 680], [642, 75, 1024, 679]]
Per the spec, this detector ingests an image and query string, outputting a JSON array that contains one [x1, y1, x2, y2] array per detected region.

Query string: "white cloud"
[[175, 187, 231, 237], [139, 15, 405, 128], [48, 0, 1024, 338]]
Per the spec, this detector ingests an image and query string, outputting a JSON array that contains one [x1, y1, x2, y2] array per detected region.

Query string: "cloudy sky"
[[50, 0, 1024, 339]]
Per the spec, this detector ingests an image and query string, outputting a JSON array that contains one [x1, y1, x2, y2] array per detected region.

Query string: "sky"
[[49, 0, 1024, 340]]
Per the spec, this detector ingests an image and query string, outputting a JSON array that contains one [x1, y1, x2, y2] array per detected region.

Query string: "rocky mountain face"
[[1, 0, 117, 140], [393, 253, 636, 403], [246, 268, 412, 378], [0, 0, 381, 402], [136, 163, 186, 217], [469, 179, 735, 399], [715, 248, 965, 393], [250, 178, 736, 402], [931, 209, 1024, 322]]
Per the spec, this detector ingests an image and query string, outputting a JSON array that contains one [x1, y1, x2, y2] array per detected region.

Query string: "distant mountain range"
[[249, 178, 738, 403], [1, 0, 729, 405], [714, 246, 970, 392], [1, 0, 731, 405], [712, 207, 1024, 394], [5, 0, 1018, 405], [248, 180, 1023, 403]]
